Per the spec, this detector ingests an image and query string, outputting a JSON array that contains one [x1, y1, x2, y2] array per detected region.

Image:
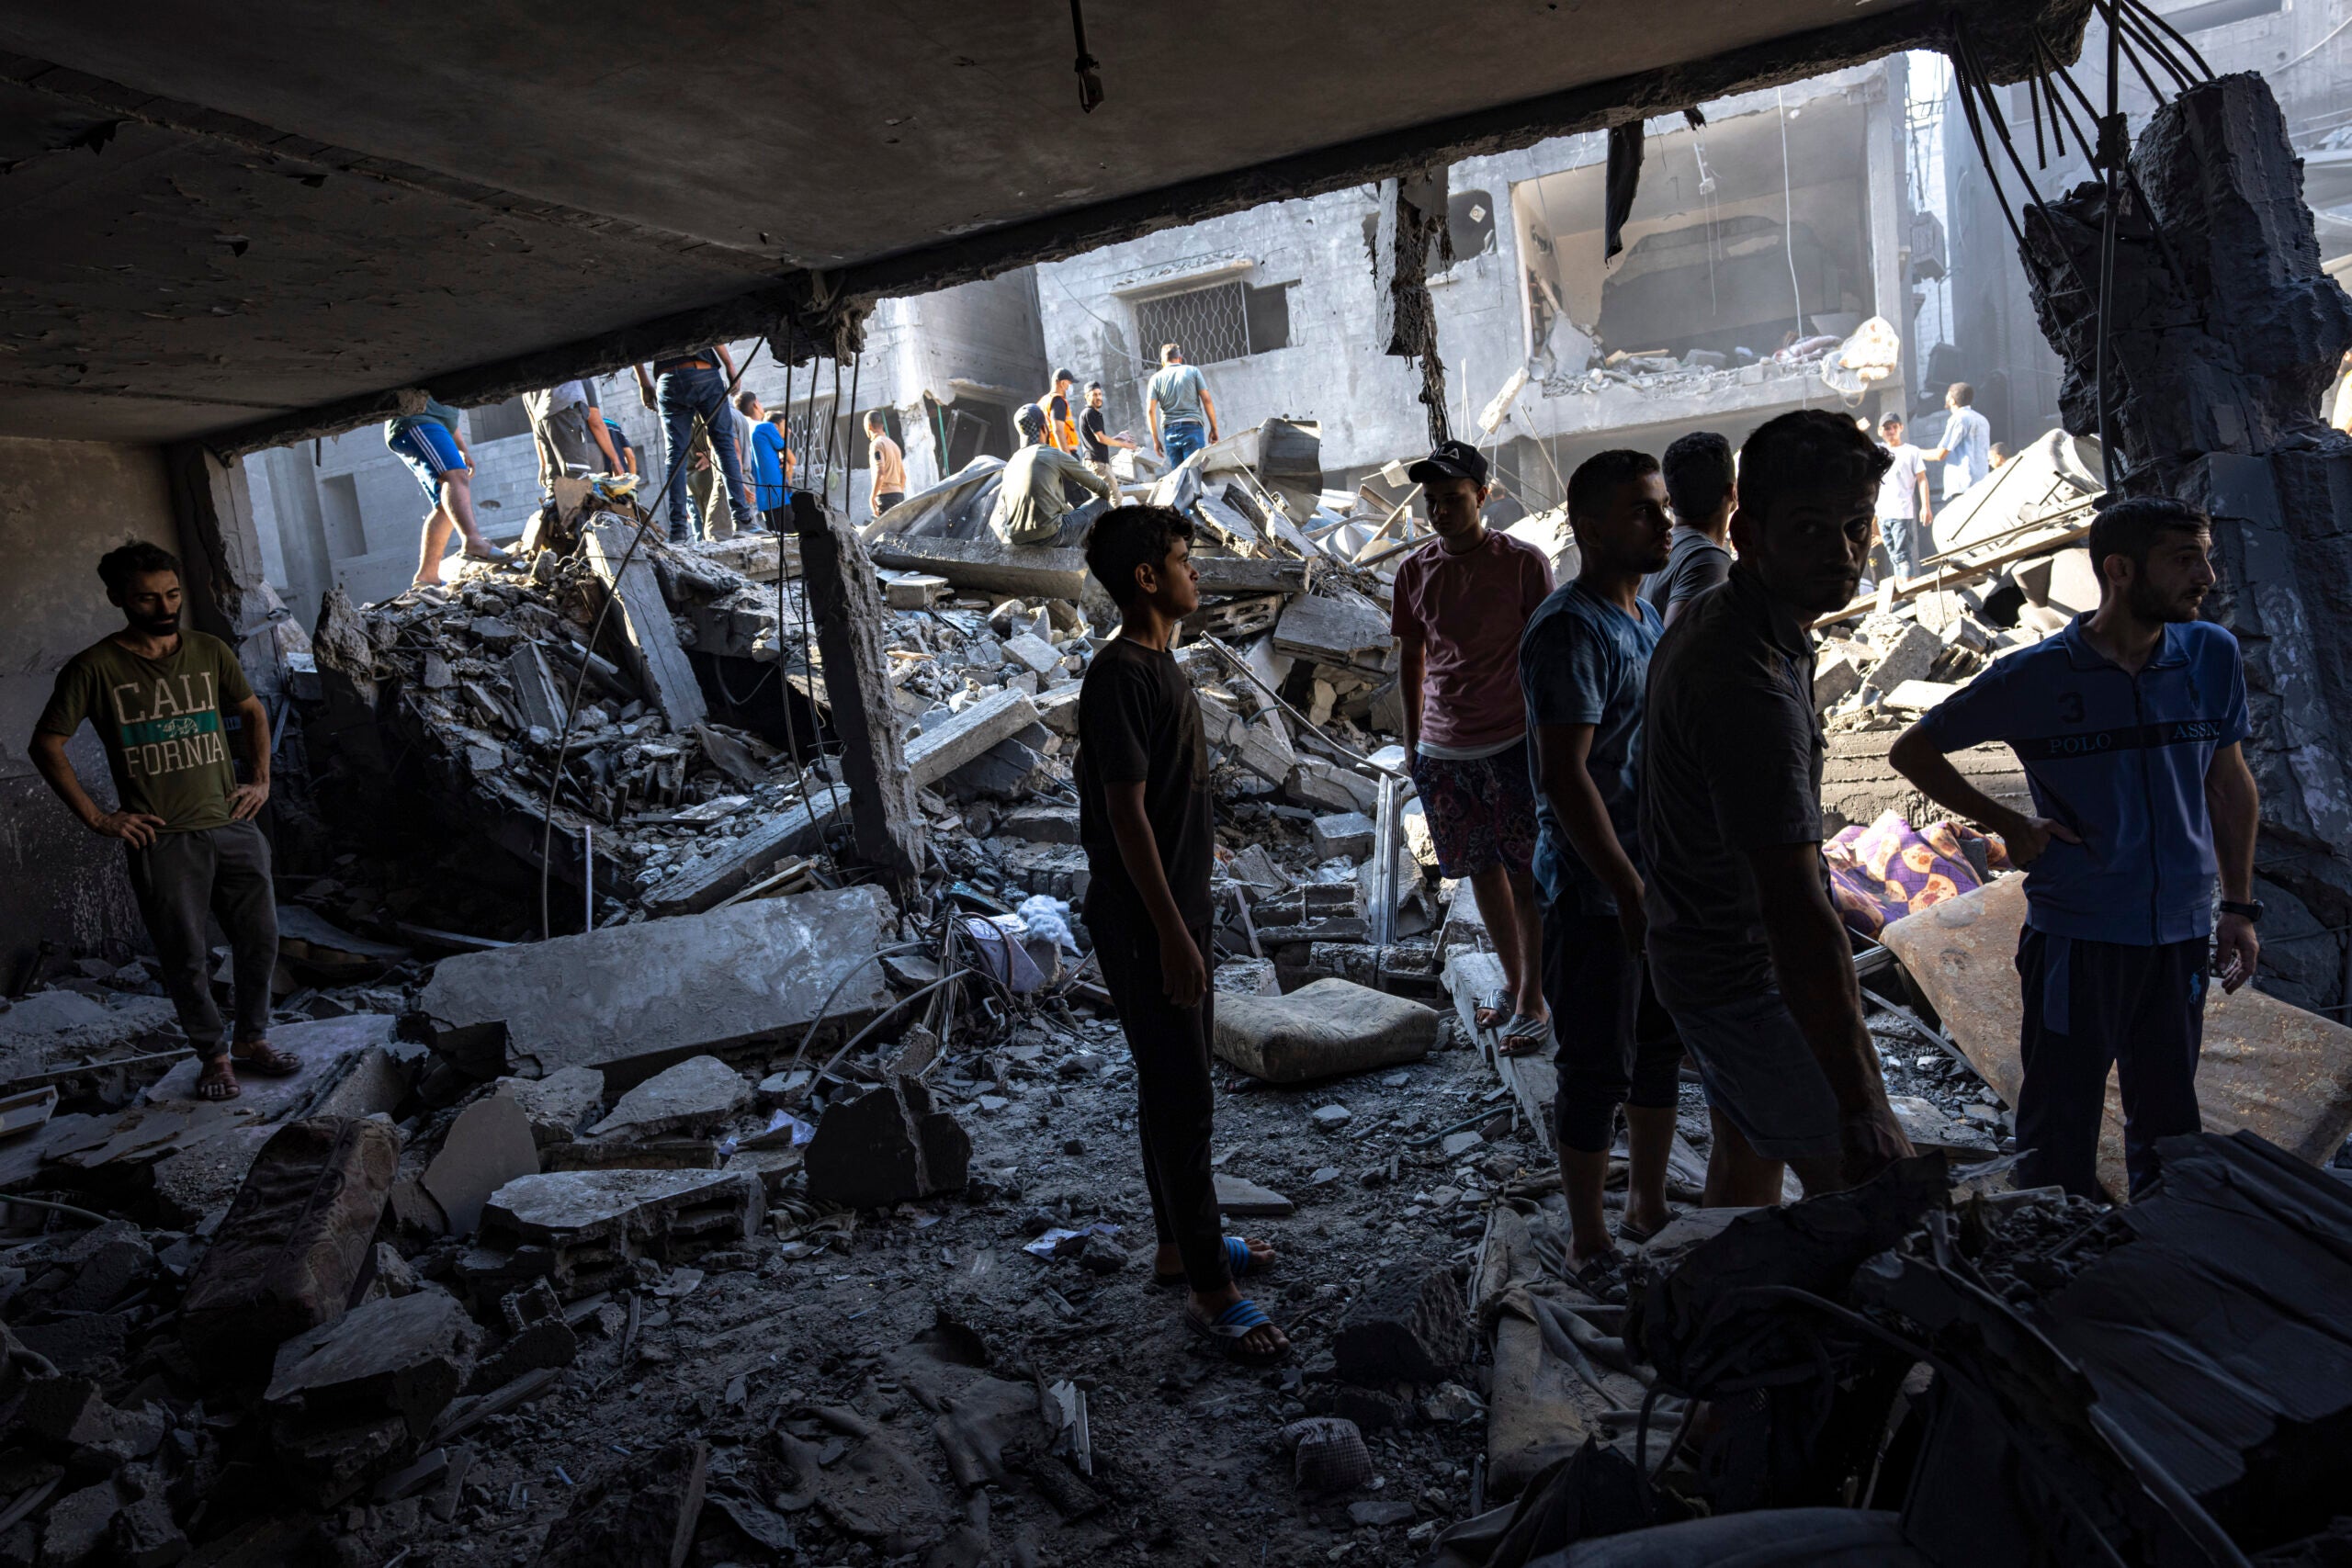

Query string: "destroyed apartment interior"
[[11, 1, 2352, 1564]]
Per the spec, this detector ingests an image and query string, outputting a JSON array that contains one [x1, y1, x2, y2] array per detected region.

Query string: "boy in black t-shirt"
[[1076, 505, 1289, 1365]]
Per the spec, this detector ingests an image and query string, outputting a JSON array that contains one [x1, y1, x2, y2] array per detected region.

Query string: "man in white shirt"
[[1923, 381, 1993, 502], [1874, 412, 1934, 580]]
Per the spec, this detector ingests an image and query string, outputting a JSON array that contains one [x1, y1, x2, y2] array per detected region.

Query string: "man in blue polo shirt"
[[1888, 497, 2261, 1201]]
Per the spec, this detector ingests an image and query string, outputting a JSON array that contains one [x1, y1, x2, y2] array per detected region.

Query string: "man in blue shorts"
[[383, 395, 506, 588], [1890, 497, 2260, 1200]]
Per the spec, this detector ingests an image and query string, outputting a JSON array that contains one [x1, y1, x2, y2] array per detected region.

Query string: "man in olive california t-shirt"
[[28, 541, 297, 1101]]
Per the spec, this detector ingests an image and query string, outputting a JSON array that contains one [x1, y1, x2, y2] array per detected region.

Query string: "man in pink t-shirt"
[[1390, 440, 1556, 1053]]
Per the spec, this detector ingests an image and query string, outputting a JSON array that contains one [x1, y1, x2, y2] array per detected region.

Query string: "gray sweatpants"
[[125, 820, 277, 1056]]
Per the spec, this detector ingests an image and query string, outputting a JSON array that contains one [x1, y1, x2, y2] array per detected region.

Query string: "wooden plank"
[[584, 523, 707, 732]]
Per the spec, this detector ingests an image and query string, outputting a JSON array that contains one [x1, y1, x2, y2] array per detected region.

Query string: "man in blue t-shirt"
[[1520, 448, 1679, 1300], [1923, 381, 1993, 501], [1889, 497, 2260, 1200]]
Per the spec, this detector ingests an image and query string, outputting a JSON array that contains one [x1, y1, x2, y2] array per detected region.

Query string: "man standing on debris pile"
[[1888, 497, 2259, 1200], [865, 411, 909, 518], [1521, 449, 1681, 1298], [1148, 344, 1218, 470], [1076, 504, 1288, 1365], [991, 437, 1112, 546], [746, 397, 790, 518], [634, 344, 754, 545], [1924, 381, 1993, 502], [28, 543, 299, 1103], [1040, 368, 1081, 455], [1641, 431, 1736, 626], [1874, 412, 1934, 581], [1393, 439, 1556, 1055], [1081, 379, 1136, 482], [1642, 410, 1914, 1203], [525, 378, 624, 486], [383, 393, 507, 588]]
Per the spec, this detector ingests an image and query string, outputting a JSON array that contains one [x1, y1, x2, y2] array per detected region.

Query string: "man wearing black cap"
[[1041, 369, 1081, 456], [1391, 439, 1556, 1054]]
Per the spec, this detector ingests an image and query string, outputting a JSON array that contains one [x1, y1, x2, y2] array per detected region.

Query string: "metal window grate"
[[1136, 281, 1251, 367]]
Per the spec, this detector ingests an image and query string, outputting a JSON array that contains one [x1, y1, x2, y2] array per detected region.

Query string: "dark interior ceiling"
[[0, 0, 2086, 452]]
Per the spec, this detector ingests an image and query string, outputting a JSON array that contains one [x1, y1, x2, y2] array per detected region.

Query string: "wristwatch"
[[2219, 898, 2265, 924]]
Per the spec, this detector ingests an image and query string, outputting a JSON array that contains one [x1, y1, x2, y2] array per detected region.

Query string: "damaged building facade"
[[1038, 60, 1917, 502]]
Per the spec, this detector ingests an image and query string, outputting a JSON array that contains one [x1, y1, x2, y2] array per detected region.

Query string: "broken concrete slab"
[[1334, 1262, 1470, 1385], [463, 1168, 765, 1301], [1212, 979, 1440, 1084], [1274, 592, 1395, 668], [905, 689, 1040, 790], [998, 805, 1081, 844], [804, 1077, 970, 1211], [0, 990, 178, 1066], [266, 1287, 484, 1440], [586, 522, 707, 733], [275, 906, 411, 983], [1311, 811, 1376, 862], [1214, 1174, 1295, 1217], [144, 1012, 400, 1119], [418, 886, 893, 1086], [181, 1116, 403, 1377], [1001, 631, 1061, 677], [494, 1066, 605, 1150], [639, 792, 845, 918], [1866, 620, 1943, 692], [421, 1095, 540, 1237], [1883, 875, 2352, 1195], [535, 1437, 707, 1568], [587, 1055, 749, 1140]]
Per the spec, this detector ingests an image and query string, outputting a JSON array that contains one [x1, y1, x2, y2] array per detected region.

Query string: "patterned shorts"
[[1408, 739, 1538, 879]]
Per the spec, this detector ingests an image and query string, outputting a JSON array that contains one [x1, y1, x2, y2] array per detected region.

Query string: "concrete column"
[[164, 441, 275, 683], [789, 490, 921, 887], [1863, 62, 1910, 414], [2015, 72, 2352, 1004]]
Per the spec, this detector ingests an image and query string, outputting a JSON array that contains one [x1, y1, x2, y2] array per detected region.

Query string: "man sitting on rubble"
[[1887, 497, 2260, 1201], [1075, 504, 1287, 1365], [1521, 449, 1682, 1299], [1640, 430, 1736, 626], [1147, 343, 1218, 470], [990, 436, 1111, 546], [1641, 410, 1914, 1203], [27, 543, 298, 1102], [1392, 439, 1556, 1055]]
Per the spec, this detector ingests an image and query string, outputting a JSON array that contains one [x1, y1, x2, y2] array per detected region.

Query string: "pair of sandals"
[[1567, 1214, 1670, 1305], [1478, 1000, 1552, 1058], [194, 1040, 302, 1101], [1166, 1236, 1290, 1366]]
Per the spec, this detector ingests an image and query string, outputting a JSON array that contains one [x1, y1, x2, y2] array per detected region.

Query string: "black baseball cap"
[[1053, 367, 1076, 384], [1408, 439, 1489, 489]]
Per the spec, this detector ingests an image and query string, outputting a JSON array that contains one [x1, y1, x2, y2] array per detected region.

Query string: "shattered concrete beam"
[[905, 690, 1040, 791], [790, 492, 921, 881], [639, 793, 844, 918], [868, 536, 1306, 601], [584, 524, 707, 734]]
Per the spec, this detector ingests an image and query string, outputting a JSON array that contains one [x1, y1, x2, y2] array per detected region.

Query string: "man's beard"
[[131, 608, 180, 637], [2128, 577, 2202, 624]]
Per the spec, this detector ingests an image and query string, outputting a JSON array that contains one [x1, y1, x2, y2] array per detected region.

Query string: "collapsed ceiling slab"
[[0, 0, 2089, 452]]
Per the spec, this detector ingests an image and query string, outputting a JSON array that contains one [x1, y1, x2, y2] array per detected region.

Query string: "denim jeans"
[[1879, 513, 1924, 579], [657, 367, 749, 539], [1162, 418, 1207, 470]]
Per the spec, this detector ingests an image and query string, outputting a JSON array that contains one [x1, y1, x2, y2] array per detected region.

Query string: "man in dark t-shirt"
[[1076, 504, 1287, 1366], [1079, 380, 1135, 480], [1641, 411, 1912, 1205], [1640, 430, 1735, 625]]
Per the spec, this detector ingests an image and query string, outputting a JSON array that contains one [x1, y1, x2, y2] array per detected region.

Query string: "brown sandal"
[[195, 1057, 242, 1101], [231, 1039, 303, 1077]]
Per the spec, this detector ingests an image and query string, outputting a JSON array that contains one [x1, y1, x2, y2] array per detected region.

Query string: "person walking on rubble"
[[1888, 497, 2259, 1201], [1147, 344, 1218, 470], [1874, 412, 1934, 580], [1641, 430, 1736, 626], [1080, 380, 1135, 483], [1641, 410, 1914, 1205], [28, 543, 299, 1103], [525, 378, 624, 487], [1521, 449, 1683, 1301], [634, 344, 755, 544], [383, 393, 507, 587], [1039, 368, 1082, 455], [865, 411, 909, 518], [1923, 381, 1993, 502], [1075, 504, 1288, 1366], [1392, 439, 1556, 1055]]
